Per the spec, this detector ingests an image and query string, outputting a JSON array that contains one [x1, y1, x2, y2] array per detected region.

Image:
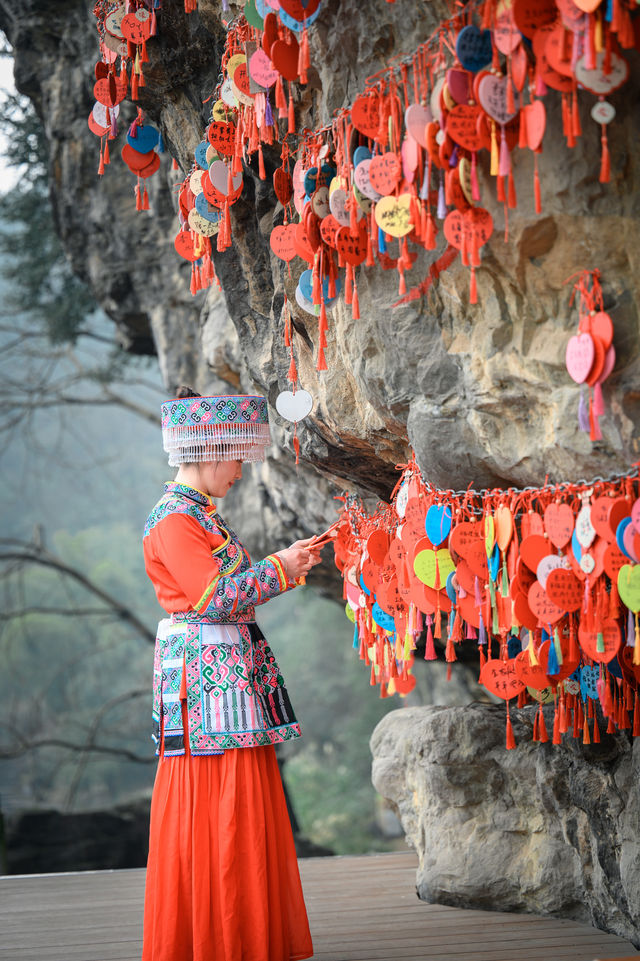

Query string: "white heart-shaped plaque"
[[276, 389, 313, 422]]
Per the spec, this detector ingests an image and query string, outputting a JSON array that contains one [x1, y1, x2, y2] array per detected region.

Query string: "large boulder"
[[371, 703, 640, 946]]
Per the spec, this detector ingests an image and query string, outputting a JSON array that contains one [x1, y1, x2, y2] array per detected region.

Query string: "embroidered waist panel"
[[152, 618, 300, 756]]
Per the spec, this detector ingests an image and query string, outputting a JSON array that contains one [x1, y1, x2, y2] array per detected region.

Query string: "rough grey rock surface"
[[371, 703, 640, 946]]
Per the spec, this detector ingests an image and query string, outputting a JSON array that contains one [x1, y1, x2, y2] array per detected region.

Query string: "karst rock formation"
[[2, 0, 639, 941]]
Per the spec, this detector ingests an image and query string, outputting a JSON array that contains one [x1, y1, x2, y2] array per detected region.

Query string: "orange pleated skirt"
[[142, 710, 313, 961]]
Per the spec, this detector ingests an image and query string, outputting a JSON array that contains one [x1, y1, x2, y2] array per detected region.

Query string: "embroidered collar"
[[164, 482, 215, 509]]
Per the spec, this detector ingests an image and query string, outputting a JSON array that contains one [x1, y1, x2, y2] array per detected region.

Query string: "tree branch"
[[0, 539, 156, 645]]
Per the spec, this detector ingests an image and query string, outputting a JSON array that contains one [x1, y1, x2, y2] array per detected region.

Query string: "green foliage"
[[0, 91, 96, 344]]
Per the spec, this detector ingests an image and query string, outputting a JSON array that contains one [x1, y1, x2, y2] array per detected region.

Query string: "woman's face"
[[198, 459, 243, 497]]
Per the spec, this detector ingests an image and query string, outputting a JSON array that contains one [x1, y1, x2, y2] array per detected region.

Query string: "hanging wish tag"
[[276, 389, 314, 422]]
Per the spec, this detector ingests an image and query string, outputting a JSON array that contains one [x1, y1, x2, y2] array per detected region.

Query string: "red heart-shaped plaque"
[[544, 502, 574, 549], [121, 144, 156, 173], [515, 648, 549, 689], [368, 152, 401, 197], [207, 121, 236, 156], [93, 76, 126, 107], [336, 225, 367, 266], [480, 659, 525, 700], [578, 619, 621, 663], [270, 224, 298, 262], [524, 100, 546, 151], [528, 581, 564, 625], [271, 38, 300, 81], [447, 104, 482, 152], [262, 12, 279, 57], [121, 9, 152, 44], [294, 222, 315, 264], [273, 168, 293, 206], [279, 0, 321, 18], [351, 91, 381, 139], [545, 568, 582, 612], [174, 229, 206, 262]]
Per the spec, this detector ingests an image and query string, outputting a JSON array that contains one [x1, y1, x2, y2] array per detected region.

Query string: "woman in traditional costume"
[[141, 388, 318, 961]]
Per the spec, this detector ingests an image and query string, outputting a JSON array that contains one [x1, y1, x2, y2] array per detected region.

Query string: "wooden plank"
[[0, 851, 637, 961]]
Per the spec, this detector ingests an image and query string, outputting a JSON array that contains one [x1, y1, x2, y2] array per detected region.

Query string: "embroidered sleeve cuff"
[[268, 554, 289, 592], [195, 576, 220, 613]]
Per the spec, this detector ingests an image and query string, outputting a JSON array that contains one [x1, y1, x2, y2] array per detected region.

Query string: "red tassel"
[[469, 266, 478, 304], [633, 692, 640, 736], [131, 71, 139, 101], [258, 144, 265, 181], [103, 139, 110, 164], [478, 645, 486, 672], [571, 91, 581, 139], [275, 76, 287, 115], [507, 171, 516, 210], [135, 183, 142, 210], [298, 26, 309, 84], [172, 158, 179, 171], [142, 187, 149, 210], [97, 144, 105, 176], [424, 620, 436, 660], [287, 89, 295, 135], [593, 712, 601, 743], [496, 174, 505, 203], [599, 125, 611, 183], [140, 39, 149, 63], [351, 281, 360, 320], [190, 263, 197, 296], [293, 428, 300, 467], [518, 107, 527, 149], [534, 157, 541, 215], [397, 264, 406, 296], [138, 67, 145, 88], [344, 262, 353, 305], [583, 712, 591, 744], [505, 704, 516, 750], [287, 352, 297, 384], [445, 635, 457, 663], [425, 213, 436, 250], [316, 343, 328, 371], [370, 662, 376, 686]]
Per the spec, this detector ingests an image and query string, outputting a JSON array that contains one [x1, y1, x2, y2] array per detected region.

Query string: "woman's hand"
[[276, 538, 323, 580]]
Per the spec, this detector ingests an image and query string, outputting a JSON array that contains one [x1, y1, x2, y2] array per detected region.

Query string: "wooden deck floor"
[[1, 851, 638, 961]]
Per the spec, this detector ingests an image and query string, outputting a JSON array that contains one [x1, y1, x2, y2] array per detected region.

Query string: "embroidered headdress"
[[161, 393, 271, 465]]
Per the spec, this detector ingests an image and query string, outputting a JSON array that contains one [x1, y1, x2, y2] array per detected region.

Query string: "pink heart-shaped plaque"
[[565, 332, 595, 384], [401, 136, 419, 182], [597, 344, 615, 385], [209, 160, 243, 195], [404, 103, 432, 148], [353, 159, 382, 202], [478, 73, 520, 125], [249, 48, 279, 88], [524, 100, 546, 151]]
